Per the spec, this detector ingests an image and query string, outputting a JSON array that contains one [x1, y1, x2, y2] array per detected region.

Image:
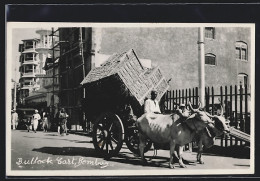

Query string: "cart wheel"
[[125, 127, 152, 155], [92, 112, 124, 158]]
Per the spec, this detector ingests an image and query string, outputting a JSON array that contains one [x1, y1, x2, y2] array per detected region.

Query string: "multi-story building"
[[18, 29, 53, 110]]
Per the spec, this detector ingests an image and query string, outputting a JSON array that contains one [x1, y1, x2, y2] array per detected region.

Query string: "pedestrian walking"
[[32, 109, 41, 133], [42, 111, 50, 132], [55, 109, 61, 134], [11, 110, 19, 130], [26, 117, 32, 132], [59, 108, 69, 136]]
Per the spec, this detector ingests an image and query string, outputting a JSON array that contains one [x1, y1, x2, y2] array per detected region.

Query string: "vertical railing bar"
[[182, 89, 184, 105], [179, 89, 181, 105], [225, 86, 228, 147], [189, 88, 191, 103], [176, 89, 178, 109], [212, 86, 214, 115], [169, 90, 172, 111], [235, 85, 238, 146], [196, 87, 198, 108], [230, 85, 233, 146], [240, 85, 243, 146], [192, 88, 195, 106], [172, 90, 175, 111], [205, 87, 208, 112], [245, 85, 248, 135], [185, 89, 188, 106], [220, 86, 223, 147]]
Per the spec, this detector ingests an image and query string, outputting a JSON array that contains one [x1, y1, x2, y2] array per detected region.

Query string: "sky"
[[11, 28, 39, 82]]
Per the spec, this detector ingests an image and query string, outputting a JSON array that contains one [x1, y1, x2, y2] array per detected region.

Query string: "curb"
[[68, 131, 92, 137]]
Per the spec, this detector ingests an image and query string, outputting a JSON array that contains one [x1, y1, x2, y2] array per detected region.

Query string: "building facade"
[[18, 29, 53, 110], [53, 28, 95, 130], [98, 27, 251, 91], [42, 57, 60, 116]]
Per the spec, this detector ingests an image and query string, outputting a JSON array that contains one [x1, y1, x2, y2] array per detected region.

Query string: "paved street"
[[11, 130, 251, 171]]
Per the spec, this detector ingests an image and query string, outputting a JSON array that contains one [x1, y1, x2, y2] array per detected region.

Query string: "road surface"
[[10, 130, 251, 171]]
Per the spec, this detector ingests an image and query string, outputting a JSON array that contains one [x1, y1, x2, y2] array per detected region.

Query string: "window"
[[238, 73, 248, 88], [205, 53, 216, 65], [205, 27, 215, 39], [25, 53, 33, 61], [19, 44, 24, 52], [235, 41, 248, 61], [25, 41, 33, 49]]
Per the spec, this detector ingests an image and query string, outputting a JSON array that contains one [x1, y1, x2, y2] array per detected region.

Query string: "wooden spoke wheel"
[[125, 127, 152, 155], [92, 112, 124, 158]]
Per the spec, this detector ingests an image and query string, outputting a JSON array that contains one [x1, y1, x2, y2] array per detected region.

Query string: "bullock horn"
[[188, 101, 195, 112], [225, 119, 230, 124], [197, 102, 201, 110], [205, 112, 214, 118], [189, 101, 202, 112], [220, 105, 224, 117]]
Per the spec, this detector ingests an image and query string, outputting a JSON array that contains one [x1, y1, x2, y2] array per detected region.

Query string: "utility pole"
[[52, 27, 55, 119], [80, 27, 86, 132], [198, 27, 205, 107], [13, 65, 17, 110], [14, 83, 17, 110]]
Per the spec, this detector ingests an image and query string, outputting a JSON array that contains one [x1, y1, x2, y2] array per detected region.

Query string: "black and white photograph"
[[6, 22, 255, 176]]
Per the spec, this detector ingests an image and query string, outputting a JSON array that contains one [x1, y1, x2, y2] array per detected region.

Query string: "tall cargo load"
[[81, 49, 169, 117]]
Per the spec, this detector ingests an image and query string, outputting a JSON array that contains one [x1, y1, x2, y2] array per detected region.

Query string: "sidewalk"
[[68, 130, 92, 137]]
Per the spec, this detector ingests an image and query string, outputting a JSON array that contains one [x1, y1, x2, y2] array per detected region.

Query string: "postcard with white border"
[[6, 22, 255, 176]]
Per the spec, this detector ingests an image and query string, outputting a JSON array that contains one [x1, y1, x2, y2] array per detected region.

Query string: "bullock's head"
[[186, 102, 215, 131], [188, 102, 214, 125], [205, 106, 230, 136]]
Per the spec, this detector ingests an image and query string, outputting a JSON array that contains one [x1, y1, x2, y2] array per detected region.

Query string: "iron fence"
[[162, 85, 251, 147]]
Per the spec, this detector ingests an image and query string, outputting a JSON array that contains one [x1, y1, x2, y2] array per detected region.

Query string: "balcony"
[[21, 72, 35, 78], [22, 59, 38, 65], [36, 43, 52, 49], [24, 45, 34, 49], [21, 84, 33, 89]]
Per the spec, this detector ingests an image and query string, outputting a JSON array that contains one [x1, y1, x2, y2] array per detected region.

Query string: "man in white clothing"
[[32, 109, 41, 133], [144, 90, 161, 114], [11, 110, 19, 130]]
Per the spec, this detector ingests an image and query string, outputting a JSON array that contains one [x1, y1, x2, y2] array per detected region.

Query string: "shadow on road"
[[32, 147, 105, 158], [23, 135, 93, 144], [193, 145, 250, 159], [107, 151, 197, 169], [108, 152, 169, 168]]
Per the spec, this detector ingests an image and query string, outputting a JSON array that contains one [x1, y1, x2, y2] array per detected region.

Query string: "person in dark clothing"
[[55, 109, 61, 134], [59, 108, 69, 136], [26, 117, 32, 132]]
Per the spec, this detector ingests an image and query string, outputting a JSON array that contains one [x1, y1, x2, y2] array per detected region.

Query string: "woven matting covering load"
[[81, 49, 169, 108]]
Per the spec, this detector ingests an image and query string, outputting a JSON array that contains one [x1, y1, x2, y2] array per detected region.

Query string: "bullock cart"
[[80, 49, 169, 158]]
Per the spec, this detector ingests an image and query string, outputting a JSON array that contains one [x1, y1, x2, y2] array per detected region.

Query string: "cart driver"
[[144, 90, 161, 114]]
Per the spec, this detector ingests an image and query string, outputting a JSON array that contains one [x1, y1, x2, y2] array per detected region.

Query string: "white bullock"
[[136, 102, 215, 169]]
